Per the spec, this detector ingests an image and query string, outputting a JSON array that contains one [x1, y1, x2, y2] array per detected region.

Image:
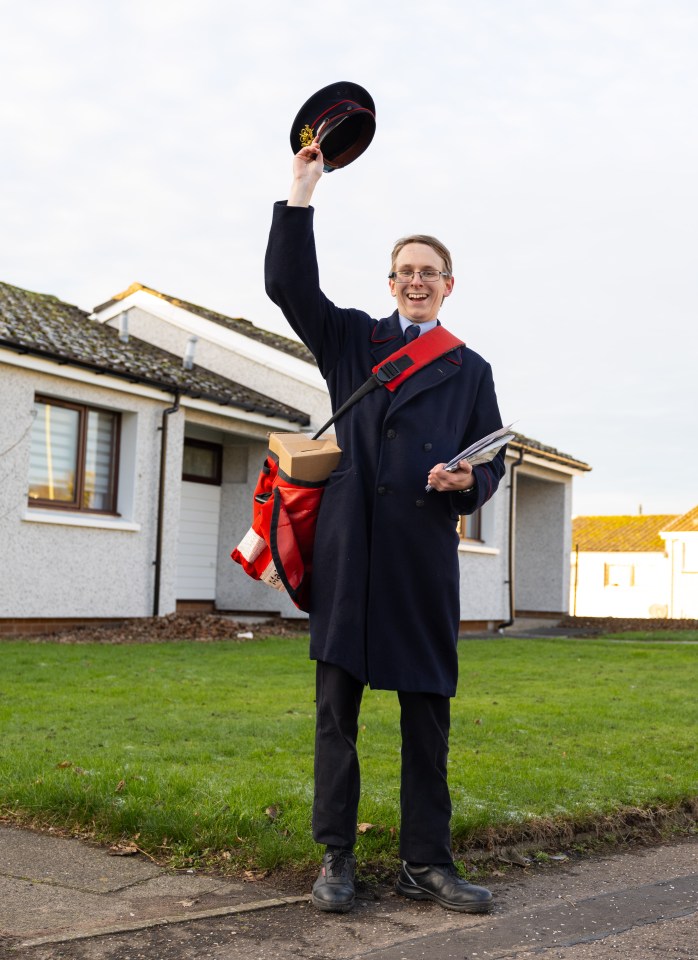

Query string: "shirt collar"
[[398, 315, 439, 336]]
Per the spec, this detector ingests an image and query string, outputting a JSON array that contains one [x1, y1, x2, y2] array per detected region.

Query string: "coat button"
[[423, 442, 432, 451], [386, 429, 397, 439], [377, 486, 386, 495], [415, 499, 425, 507]]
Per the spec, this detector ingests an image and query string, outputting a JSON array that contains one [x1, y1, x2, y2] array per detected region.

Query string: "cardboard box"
[[268, 432, 342, 483]]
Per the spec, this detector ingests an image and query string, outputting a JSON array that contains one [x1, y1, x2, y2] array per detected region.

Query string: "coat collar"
[[369, 312, 403, 364]]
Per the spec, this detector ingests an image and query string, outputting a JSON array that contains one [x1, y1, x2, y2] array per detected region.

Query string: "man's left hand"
[[427, 460, 476, 493]]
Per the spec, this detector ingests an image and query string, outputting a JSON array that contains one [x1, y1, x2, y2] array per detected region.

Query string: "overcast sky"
[[2, 0, 696, 518]]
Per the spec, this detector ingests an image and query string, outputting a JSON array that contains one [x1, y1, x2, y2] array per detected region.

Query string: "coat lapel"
[[369, 312, 403, 365]]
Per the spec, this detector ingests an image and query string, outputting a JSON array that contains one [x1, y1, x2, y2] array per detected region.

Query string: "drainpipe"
[[497, 447, 526, 633], [153, 392, 181, 617]]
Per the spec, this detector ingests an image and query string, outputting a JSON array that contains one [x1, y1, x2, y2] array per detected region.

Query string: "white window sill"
[[458, 542, 500, 556], [22, 509, 140, 532]]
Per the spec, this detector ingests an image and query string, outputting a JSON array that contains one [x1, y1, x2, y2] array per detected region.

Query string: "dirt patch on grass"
[[9, 613, 310, 645], [557, 616, 698, 635], [458, 798, 698, 867]]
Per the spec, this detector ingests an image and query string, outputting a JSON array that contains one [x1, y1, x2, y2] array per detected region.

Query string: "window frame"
[[458, 509, 482, 543], [603, 562, 635, 587], [28, 395, 121, 515], [182, 437, 223, 485]]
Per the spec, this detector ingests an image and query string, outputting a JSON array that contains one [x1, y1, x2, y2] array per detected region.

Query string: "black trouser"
[[312, 660, 452, 864]]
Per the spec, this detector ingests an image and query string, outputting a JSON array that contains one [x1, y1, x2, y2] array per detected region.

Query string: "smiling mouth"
[[406, 293, 429, 300]]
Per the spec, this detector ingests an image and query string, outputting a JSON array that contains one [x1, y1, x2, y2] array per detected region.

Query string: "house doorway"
[[175, 438, 223, 605]]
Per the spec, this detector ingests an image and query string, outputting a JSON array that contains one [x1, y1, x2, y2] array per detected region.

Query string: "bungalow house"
[[570, 508, 698, 618], [0, 279, 590, 636]]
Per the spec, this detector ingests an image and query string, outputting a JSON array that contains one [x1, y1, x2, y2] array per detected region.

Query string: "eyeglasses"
[[388, 270, 450, 283]]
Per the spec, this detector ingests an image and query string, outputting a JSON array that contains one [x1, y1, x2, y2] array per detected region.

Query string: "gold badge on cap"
[[299, 124, 315, 147]]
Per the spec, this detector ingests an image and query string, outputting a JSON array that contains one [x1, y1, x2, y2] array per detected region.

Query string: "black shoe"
[[312, 849, 356, 913], [395, 862, 493, 913]]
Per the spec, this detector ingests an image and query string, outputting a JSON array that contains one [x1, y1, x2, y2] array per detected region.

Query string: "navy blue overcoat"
[[265, 202, 506, 697]]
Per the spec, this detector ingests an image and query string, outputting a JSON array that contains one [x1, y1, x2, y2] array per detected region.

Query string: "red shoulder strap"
[[371, 325, 464, 393], [311, 326, 465, 439]]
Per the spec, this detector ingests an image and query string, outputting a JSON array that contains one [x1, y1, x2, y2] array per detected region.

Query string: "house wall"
[[0, 360, 307, 628], [456, 457, 576, 623], [0, 362, 178, 620], [515, 469, 573, 614], [569, 549, 671, 618], [457, 487, 509, 623], [106, 306, 332, 432]]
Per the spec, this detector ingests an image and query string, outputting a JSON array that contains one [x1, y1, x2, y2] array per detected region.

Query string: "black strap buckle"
[[375, 355, 414, 384]]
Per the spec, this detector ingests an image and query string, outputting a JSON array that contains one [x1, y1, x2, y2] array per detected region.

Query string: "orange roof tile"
[[661, 504, 698, 533], [572, 514, 678, 552]]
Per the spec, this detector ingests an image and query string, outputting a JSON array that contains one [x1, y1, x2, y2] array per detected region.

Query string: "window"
[[28, 397, 120, 513], [458, 509, 482, 542], [604, 563, 635, 587], [182, 438, 222, 485]]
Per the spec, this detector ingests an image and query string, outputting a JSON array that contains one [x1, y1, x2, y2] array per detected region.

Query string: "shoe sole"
[[311, 893, 355, 913], [395, 880, 492, 913]]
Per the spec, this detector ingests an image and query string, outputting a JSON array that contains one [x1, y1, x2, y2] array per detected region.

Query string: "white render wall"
[[0, 363, 176, 619], [457, 457, 576, 623], [570, 550, 671, 618], [457, 484, 509, 623], [664, 535, 698, 618], [0, 360, 306, 624], [515, 472, 572, 613]]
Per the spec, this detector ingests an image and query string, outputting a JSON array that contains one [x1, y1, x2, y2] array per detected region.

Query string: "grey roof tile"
[[509, 432, 590, 471], [0, 281, 310, 425]]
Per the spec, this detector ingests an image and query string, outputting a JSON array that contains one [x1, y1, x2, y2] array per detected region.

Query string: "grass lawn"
[[1, 633, 696, 876]]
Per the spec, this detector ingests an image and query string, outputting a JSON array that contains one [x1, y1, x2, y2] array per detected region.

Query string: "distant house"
[[1, 279, 590, 636], [570, 508, 698, 618]]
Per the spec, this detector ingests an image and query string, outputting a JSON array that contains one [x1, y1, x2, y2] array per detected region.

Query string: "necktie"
[[404, 324, 420, 345]]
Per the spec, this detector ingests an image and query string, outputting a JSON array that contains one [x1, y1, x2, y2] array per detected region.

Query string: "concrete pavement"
[[1, 823, 696, 959]]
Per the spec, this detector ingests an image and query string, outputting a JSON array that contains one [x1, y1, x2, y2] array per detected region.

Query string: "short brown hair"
[[391, 234, 453, 276]]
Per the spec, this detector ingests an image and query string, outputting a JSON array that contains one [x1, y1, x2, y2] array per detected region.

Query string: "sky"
[[1, 0, 696, 518]]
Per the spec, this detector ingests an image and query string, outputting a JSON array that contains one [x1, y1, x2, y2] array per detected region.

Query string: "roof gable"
[[97, 283, 315, 366], [661, 504, 698, 533]]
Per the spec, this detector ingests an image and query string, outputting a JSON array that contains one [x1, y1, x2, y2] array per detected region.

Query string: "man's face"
[[388, 242, 454, 323]]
